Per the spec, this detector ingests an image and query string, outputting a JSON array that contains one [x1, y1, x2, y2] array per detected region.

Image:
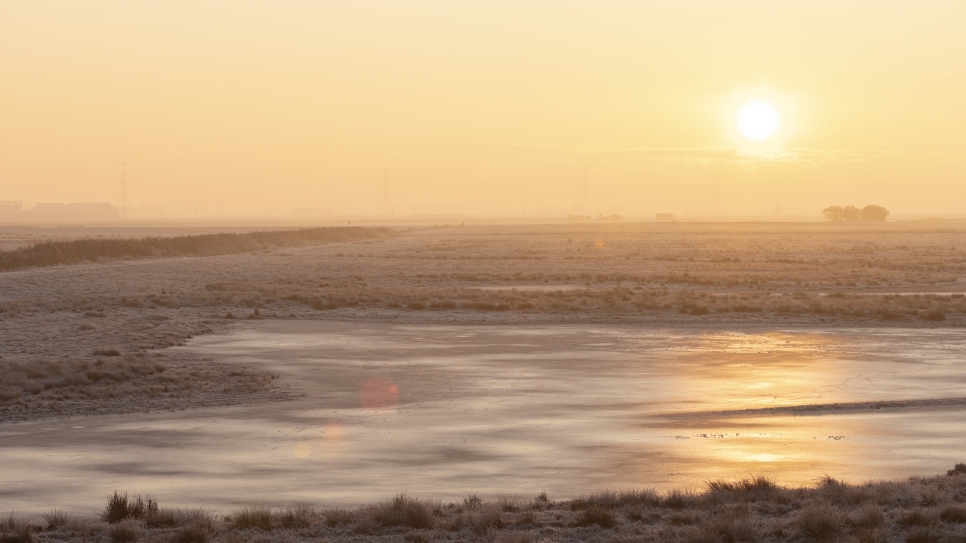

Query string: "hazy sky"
[[2, 1, 964, 218]]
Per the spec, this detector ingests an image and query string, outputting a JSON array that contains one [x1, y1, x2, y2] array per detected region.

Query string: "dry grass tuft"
[[664, 489, 696, 510], [794, 503, 844, 541], [899, 507, 939, 527], [322, 508, 354, 528], [173, 522, 212, 543], [278, 503, 313, 529], [107, 521, 139, 543], [904, 525, 943, 543], [849, 503, 886, 529], [41, 510, 72, 531], [940, 504, 966, 523], [231, 507, 274, 531], [369, 495, 434, 530], [102, 491, 158, 524], [572, 505, 617, 528], [0, 514, 34, 543]]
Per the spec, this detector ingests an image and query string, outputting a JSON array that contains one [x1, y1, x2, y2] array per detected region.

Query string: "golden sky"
[[1, 1, 964, 218]]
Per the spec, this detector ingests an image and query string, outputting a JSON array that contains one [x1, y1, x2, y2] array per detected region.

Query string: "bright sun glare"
[[736, 100, 781, 141]]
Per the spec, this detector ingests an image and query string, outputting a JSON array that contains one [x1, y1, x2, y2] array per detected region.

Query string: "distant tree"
[[822, 206, 844, 221], [859, 204, 890, 221], [843, 205, 861, 221], [823, 204, 891, 222]]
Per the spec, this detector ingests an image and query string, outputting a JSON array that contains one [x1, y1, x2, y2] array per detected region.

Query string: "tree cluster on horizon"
[[822, 204, 890, 222]]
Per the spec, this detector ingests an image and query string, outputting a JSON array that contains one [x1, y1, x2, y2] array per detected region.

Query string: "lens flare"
[[360, 376, 400, 409]]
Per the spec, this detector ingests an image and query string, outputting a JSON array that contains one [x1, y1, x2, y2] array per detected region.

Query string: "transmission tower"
[[382, 169, 393, 216], [118, 162, 130, 219], [582, 167, 589, 213]]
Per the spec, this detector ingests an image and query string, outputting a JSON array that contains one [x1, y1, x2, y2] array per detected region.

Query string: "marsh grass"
[[0, 356, 275, 421], [12, 468, 966, 542], [369, 495, 435, 530], [107, 521, 139, 543], [103, 492, 158, 524], [0, 513, 34, 543]]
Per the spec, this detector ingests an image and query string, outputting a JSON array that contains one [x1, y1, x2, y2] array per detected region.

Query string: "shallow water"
[[3, 322, 966, 514]]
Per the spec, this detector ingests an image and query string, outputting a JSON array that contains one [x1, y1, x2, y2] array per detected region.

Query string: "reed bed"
[[8, 467, 966, 542]]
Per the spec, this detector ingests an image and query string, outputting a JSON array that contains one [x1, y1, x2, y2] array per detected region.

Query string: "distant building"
[[656, 213, 674, 221], [0, 201, 23, 215], [15, 202, 120, 222]]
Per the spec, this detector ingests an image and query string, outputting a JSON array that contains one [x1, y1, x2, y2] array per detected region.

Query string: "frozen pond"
[[3, 322, 966, 514]]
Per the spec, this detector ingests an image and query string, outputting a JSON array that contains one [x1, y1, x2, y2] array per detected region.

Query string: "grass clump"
[[370, 495, 434, 529], [41, 510, 72, 531], [899, 507, 938, 527], [0, 514, 34, 543], [572, 505, 617, 528], [102, 491, 158, 524], [849, 503, 886, 529], [107, 521, 139, 543], [794, 503, 844, 541], [939, 504, 966, 523], [173, 522, 212, 543], [231, 507, 274, 531]]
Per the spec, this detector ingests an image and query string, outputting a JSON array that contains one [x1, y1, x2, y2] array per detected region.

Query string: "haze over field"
[[2, 1, 965, 219], [6, 4, 966, 539]]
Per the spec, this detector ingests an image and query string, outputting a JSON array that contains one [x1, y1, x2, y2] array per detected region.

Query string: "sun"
[[736, 100, 781, 141]]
